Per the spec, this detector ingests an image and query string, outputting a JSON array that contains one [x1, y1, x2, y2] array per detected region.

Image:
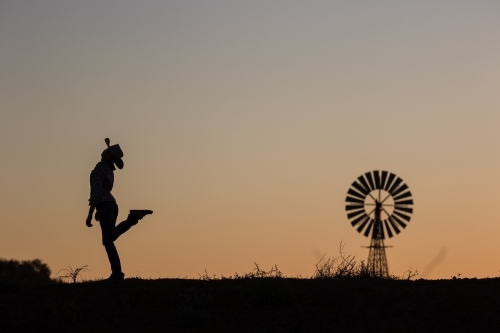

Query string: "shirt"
[[89, 162, 116, 205]]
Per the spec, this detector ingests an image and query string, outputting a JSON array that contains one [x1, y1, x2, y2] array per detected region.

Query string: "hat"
[[104, 138, 124, 169]]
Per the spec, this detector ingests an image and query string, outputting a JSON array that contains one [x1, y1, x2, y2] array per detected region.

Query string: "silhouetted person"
[[86, 138, 152, 281]]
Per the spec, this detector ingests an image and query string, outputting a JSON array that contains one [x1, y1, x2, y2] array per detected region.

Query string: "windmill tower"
[[345, 171, 414, 277]]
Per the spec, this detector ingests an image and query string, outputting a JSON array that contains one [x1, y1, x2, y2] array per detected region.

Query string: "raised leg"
[[112, 214, 140, 241]]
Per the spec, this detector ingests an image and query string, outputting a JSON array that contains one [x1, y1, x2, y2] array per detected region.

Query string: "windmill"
[[345, 171, 413, 277]]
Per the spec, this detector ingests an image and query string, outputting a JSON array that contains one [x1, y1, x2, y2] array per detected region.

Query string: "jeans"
[[96, 202, 138, 276]]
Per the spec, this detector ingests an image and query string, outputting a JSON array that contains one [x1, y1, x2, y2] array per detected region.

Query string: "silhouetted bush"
[[312, 242, 419, 280], [0, 258, 52, 283]]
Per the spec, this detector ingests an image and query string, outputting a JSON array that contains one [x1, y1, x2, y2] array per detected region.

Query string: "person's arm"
[[86, 204, 95, 227], [87, 166, 103, 227]]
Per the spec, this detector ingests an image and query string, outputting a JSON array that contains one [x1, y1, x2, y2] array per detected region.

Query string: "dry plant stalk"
[[58, 265, 89, 283]]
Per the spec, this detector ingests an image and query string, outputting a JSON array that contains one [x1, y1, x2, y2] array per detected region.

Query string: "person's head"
[[101, 149, 114, 164], [101, 139, 124, 169]]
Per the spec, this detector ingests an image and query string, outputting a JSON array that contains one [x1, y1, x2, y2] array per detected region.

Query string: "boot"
[[129, 210, 153, 220]]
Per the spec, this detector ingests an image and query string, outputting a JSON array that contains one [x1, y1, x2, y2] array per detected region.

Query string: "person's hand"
[[86, 214, 93, 227]]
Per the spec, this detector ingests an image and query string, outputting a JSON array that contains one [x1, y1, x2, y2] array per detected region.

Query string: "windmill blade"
[[346, 171, 413, 241], [348, 188, 366, 200], [384, 220, 394, 238], [380, 171, 388, 190], [347, 209, 366, 220], [358, 175, 372, 193], [352, 181, 369, 195], [394, 191, 412, 201], [357, 217, 370, 233], [351, 214, 369, 227], [388, 177, 403, 195], [388, 217, 401, 233], [390, 215, 406, 229], [346, 196, 364, 204], [364, 219, 374, 237], [395, 199, 413, 205], [384, 173, 396, 191], [373, 170, 381, 189], [394, 210, 411, 222], [394, 206, 413, 214], [392, 184, 409, 197], [346, 204, 364, 211], [365, 172, 375, 191]]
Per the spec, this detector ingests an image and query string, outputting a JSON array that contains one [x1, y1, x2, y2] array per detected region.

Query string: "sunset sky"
[[1, 1, 499, 280]]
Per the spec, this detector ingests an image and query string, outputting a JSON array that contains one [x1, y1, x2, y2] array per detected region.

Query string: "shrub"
[[313, 242, 419, 280], [0, 258, 52, 283], [312, 242, 374, 279]]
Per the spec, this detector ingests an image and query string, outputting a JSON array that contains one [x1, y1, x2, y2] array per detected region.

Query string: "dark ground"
[[2, 277, 500, 332]]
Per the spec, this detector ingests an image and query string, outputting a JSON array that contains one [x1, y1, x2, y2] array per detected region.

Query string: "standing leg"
[[104, 243, 122, 276], [97, 202, 124, 279]]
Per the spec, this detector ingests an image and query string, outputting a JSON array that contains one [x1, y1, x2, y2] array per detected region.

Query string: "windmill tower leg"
[[367, 205, 389, 278], [367, 237, 389, 278]]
